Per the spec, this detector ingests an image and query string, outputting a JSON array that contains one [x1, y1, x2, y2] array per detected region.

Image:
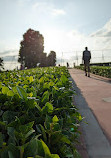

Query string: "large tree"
[[47, 51, 56, 66], [18, 28, 44, 68], [0, 58, 4, 71]]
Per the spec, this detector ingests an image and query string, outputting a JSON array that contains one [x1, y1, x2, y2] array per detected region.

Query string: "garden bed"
[[0, 67, 82, 158]]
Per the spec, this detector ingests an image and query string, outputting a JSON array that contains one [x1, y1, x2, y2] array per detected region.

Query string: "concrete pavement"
[[69, 68, 111, 158]]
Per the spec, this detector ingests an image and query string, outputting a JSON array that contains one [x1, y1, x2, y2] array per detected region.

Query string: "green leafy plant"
[[76, 65, 111, 78], [0, 66, 82, 158]]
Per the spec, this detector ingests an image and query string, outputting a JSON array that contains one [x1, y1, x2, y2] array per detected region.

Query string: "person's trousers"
[[84, 60, 90, 73]]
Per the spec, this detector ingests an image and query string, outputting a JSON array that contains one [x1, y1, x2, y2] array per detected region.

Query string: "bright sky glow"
[[0, 0, 111, 68]]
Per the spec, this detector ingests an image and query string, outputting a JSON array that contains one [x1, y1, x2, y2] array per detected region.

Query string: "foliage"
[[0, 66, 82, 158], [47, 51, 56, 66], [90, 66, 111, 78], [76, 66, 111, 78], [18, 29, 56, 69], [0, 57, 4, 71], [18, 28, 44, 68]]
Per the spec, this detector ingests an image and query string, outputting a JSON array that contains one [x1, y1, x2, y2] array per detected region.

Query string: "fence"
[[0, 49, 111, 70], [57, 49, 111, 67]]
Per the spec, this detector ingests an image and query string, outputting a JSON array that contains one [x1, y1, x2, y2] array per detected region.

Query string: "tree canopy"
[[47, 51, 56, 66], [18, 28, 44, 68], [0, 58, 4, 71], [18, 28, 56, 68]]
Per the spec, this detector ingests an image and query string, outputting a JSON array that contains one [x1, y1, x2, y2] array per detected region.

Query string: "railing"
[[0, 49, 111, 70], [57, 49, 111, 67]]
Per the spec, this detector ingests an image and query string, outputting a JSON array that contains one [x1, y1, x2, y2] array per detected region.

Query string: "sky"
[[0, 0, 111, 69]]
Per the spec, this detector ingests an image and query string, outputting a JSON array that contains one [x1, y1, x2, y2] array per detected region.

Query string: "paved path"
[[69, 68, 111, 158]]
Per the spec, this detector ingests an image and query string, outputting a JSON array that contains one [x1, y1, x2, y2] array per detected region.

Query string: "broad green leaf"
[[52, 115, 59, 123], [60, 75, 68, 83], [78, 114, 82, 121], [0, 121, 6, 127], [7, 127, 16, 144], [61, 136, 71, 144], [44, 115, 51, 130], [25, 129, 35, 139], [31, 86, 37, 97], [43, 83, 49, 89], [37, 139, 45, 156], [28, 92, 33, 97], [35, 104, 42, 112], [40, 125, 47, 142], [3, 142, 7, 146], [36, 125, 42, 133], [29, 76, 33, 83], [23, 85, 28, 89], [24, 139, 44, 157], [50, 154, 60, 158], [12, 87, 17, 93], [8, 151, 15, 158], [45, 102, 53, 111], [41, 91, 49, 103], [16, 81, 21, 86], [42, 102, 53, 114], [49, 82, 54, 87], [7, 90, 14, 96], [17, 86, 27, 100], [4, 144, 19, 158], [26, 99, 36, 109], [53, 86, 59, 91], [67, 115, 72, 124], [19, 121, 34, 134], [2, 86, 9, 94], [2, 111, 17, 123], [41, 105, 48, 114], [39, 77, 44, 83], [76, 113, 82, 122], [41, 140, 51, 157]]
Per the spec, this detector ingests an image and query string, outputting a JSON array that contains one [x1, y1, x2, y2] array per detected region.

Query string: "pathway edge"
[[69, 75, 111, 158]]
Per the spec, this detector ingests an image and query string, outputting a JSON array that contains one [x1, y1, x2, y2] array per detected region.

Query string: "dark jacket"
[[83, 50, 91, 61]]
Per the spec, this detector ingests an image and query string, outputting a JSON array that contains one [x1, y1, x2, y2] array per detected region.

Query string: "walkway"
[[69, 68, 111, 158]]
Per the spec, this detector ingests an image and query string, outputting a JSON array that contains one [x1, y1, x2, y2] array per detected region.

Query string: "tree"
[[18, 28, 44, 69], [0, 57, 4, 71], [47, 51, 56, 66]]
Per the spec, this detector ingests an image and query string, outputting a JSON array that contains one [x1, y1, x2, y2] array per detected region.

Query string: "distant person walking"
[[82, 47, 91, 77], [67, 62, 69, 68]]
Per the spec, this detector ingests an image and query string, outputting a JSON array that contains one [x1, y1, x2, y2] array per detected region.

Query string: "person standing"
[[82, 47, 91, 77], [67, 62, 69, 68]]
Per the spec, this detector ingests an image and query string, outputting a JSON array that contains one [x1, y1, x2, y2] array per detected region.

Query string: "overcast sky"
[[0, 0, 111, 66]]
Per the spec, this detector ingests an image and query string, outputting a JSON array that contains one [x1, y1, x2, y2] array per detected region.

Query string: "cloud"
[[29, 2, 66, 17], [32, 2, 40, 9], [44, 22, 111, 66], [32, 2, 47, 9], [44, 29, 88, 57], [91, 19, 111, 37], [0, 49, 18, 57], [52, 9, 66, 16], [89, 19, 111, 51]]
